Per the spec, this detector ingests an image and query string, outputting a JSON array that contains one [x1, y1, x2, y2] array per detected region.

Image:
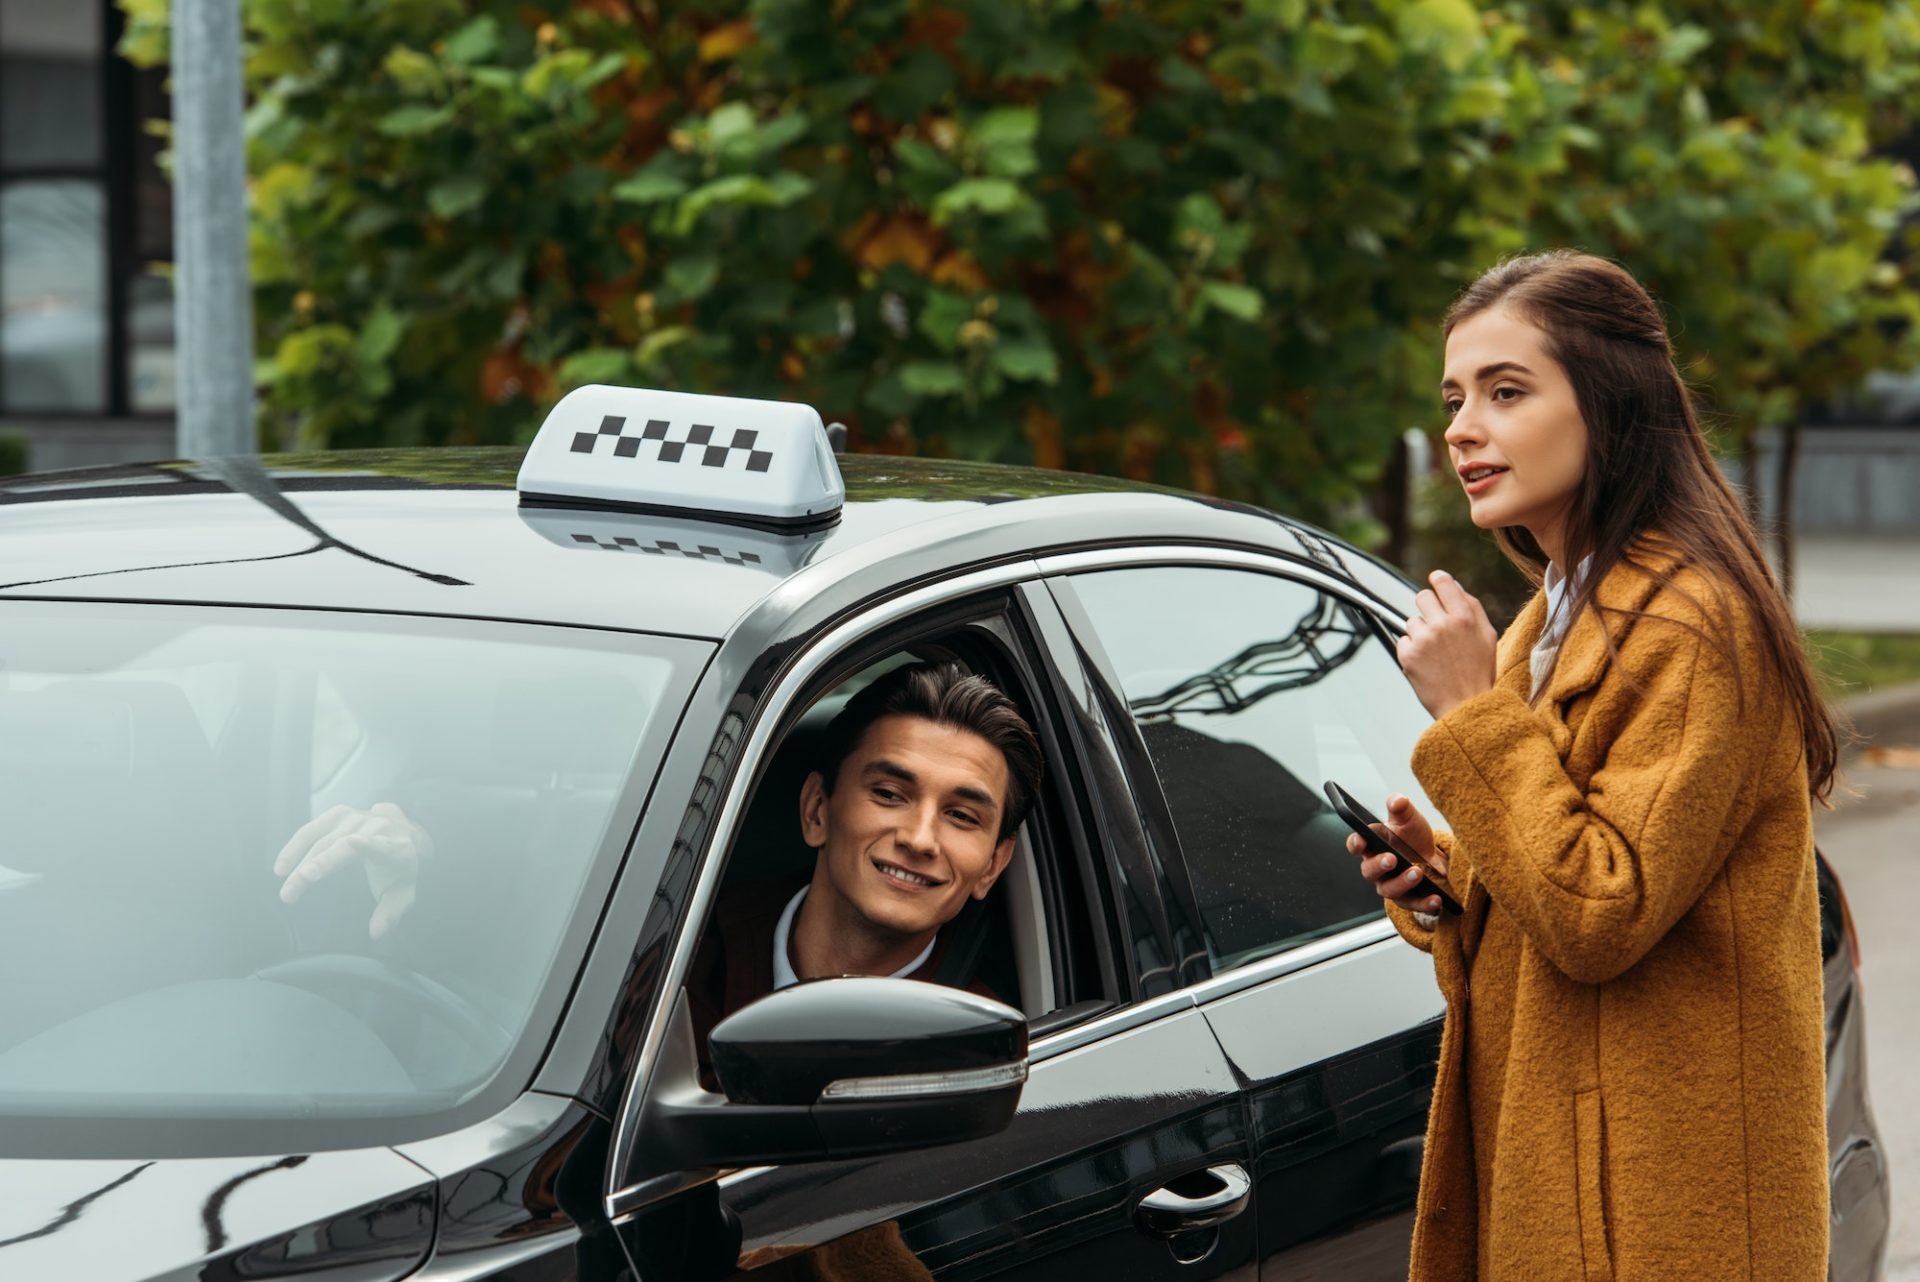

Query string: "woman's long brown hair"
[[1444, 251, 1841, 801]]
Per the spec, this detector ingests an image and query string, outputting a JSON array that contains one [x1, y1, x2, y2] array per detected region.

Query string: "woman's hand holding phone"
[[1346, 793, 1451, 915]]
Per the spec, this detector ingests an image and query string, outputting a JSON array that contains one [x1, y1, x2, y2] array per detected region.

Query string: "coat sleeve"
[[1383, 829, 1468, 954], [1409, 613, 1786, 985]]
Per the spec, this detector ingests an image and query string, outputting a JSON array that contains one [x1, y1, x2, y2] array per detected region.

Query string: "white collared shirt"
[[1531, 555, 1593, 699], [770, 885, 938, 990]]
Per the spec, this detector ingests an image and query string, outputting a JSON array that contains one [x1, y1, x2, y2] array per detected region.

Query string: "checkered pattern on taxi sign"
[[568, 533, 763, 566], [569, 416, 774, 473]]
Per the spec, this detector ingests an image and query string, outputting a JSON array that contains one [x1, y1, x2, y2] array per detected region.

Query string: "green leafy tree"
[[120, 0, 1920, 551], [1495, 3, 1920, 590]]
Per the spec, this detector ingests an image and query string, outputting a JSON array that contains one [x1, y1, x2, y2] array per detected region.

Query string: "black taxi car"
[[0, 386, 1888, 1281]]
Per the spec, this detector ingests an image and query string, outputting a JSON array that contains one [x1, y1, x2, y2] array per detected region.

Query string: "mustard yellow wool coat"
[[1386, 551, 1829, 1282]]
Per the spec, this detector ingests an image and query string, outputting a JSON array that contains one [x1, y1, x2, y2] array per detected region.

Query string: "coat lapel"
[[1534, 537, 1686, 707], [1498, 591, 1548, 692]]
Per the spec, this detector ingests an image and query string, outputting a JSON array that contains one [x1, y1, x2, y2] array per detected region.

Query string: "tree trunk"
[[1380, 430, 1411, 569], [1739, 424, 1763, 527], [1774, 419, 1802, 602]]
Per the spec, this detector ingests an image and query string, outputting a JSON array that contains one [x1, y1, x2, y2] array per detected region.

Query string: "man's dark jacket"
[[687, 875, 1000, 1089]]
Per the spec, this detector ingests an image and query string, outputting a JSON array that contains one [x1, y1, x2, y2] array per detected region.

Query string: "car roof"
[[0, 448, 1404, 639]]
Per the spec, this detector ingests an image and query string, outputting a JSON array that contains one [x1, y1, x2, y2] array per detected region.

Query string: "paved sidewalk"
[[1791, 536, 1920, 632]]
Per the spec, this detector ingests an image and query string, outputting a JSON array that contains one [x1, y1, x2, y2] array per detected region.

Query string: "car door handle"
[[1134, 1163, 1252, 1237]]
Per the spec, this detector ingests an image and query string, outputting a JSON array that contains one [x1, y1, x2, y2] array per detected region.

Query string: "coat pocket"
[[1573, 1089, 1615, 1282]]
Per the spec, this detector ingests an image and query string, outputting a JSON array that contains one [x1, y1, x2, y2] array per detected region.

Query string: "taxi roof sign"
[[517, 385, 844, 529], [518, 505, 835, 578]]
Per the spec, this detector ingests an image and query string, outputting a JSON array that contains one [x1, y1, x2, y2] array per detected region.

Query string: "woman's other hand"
[[1346, 793, 1451, 915], [1398, 569, 1499, 719]]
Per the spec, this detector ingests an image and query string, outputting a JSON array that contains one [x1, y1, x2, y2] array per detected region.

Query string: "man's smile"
[[871, 856, 943, 890]]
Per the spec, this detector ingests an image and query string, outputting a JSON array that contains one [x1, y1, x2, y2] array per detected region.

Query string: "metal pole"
[[171, 0, 254, 457]]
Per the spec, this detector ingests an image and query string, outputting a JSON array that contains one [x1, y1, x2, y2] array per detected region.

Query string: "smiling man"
[[687, 661, 1043, 1081]]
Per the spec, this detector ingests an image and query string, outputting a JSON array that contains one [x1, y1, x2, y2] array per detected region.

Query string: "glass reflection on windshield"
[[0, 602, 685, 1128]]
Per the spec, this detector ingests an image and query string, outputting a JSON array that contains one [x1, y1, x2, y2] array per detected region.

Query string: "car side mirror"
[[646, 976, 1028, 1170]]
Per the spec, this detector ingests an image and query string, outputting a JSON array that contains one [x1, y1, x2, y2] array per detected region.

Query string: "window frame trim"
[[1014, 578, 1166, 1004], [1043, 573, 1212, 991], [1035, 545, 1416, 994]]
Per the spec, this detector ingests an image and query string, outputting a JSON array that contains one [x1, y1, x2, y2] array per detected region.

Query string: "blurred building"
[[2, 0, 174, 470], [1748, 428, 1920, 537]]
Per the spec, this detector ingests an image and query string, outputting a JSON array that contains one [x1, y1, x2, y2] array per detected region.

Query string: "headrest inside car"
[[491, 673, 651, 777], [0, 687, 135, 774]]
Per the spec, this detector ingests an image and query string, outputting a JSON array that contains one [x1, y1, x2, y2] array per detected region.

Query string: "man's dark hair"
[[816, 661, 1042, 840]]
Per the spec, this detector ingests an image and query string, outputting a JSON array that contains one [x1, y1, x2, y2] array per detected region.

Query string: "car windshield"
[[0, 600, 703, 1151]]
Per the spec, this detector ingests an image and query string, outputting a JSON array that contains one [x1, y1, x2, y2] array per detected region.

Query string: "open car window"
[[698, 649, 1047, 1017]]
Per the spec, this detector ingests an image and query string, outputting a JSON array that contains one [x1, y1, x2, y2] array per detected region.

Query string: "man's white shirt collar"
[[771, 885, 938, 990]]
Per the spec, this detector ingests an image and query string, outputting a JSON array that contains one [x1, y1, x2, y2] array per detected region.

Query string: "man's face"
[[800, 714, 1017, 945]]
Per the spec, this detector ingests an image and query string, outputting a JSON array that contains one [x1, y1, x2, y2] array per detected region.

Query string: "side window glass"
[[1067, 566, 1437, 973]]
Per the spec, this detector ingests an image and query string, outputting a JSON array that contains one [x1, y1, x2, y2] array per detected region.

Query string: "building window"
[[1, 0, 175, 417]]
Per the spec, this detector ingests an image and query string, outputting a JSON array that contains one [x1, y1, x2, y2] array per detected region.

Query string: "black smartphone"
[[1322, 780, 1463, 916]]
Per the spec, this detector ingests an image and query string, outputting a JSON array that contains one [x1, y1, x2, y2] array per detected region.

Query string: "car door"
[[614, 576, 1260, 1281], [1044, 551, 1448, 1281]]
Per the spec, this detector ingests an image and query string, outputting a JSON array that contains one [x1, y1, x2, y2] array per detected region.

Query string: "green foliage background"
[[120, 0, 1920, 536]]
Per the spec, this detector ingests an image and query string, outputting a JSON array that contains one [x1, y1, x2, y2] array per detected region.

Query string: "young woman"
[[1351, 252, 1837, 1282]]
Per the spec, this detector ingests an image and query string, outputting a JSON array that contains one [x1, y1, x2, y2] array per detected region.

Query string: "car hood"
[[0, 1146, 435, 1282]]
